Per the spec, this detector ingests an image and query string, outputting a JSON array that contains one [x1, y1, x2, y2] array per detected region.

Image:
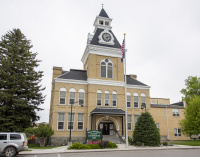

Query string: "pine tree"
[[0, 29, 45, 132], [133, 112, 160, 146]]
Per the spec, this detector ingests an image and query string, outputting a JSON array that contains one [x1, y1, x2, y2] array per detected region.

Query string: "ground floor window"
[[68, 113, 74, 130], [127, 115, 132, 131], [58, 113, 65, 130], [156, 123, 160, 130], [174, 128, 181, 136], [77, 113, 84, 130], [134, 115, 139, 127]]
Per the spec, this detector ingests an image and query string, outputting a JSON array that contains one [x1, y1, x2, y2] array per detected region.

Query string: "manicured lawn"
[[28, 144, 63, 149], [172, 140, 200, 146]]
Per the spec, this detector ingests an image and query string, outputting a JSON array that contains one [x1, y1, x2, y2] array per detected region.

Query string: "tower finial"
[[101, 3, 104, 8]]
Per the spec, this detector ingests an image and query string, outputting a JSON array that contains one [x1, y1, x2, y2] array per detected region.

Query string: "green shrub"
[[132, 112, 160, 146], [107, 142, 118, 148], [128, 136, 133, 145], [98, 140, 109, 148], [136, 142, 142, 146], [68, 142, 90, 149], [163, 142, 168, 146], [88, 144, 101, 149]]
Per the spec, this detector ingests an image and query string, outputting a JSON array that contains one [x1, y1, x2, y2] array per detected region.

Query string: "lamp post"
[[141, 103, 146, 112], [68, 100, 83, 145]]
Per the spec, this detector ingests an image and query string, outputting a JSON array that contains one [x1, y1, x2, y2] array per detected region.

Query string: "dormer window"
[[105, 21, 109, 26], [99, 20, 103, 25], [101, 59, 113, 78]]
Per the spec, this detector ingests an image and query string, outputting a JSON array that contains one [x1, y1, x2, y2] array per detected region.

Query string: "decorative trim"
[[55, 78, 88, 85]]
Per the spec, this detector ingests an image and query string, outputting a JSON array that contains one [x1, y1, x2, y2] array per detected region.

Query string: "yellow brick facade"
[[49, 8, 188, 144]]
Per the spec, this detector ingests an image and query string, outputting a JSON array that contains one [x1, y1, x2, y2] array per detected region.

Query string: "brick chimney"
[[129, 74, 137, 80], [52, 66, 62, 80]]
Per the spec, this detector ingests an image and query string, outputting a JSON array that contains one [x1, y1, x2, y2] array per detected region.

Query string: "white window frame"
[[105, 91, 109, 106], [141, 93, 146, 109], [100, 59, 113, 78], [172, 109, 180, 116], [127, 92, 131, 108], [97, 90, 102, 106], [112, 91, 117, 107], [67, 113, 75, 131], [78, 89, 85, 106], [156, 123, 160, 130], [59, 88, 66, 105], [134, 114, 140, 127], [69, 88, 76, 106], [133, 93, 139, 108], [57, 113, 65, 131], [77, 113, 84, 131], [174, 128, 181, 136], [127, 114, 132, 131]]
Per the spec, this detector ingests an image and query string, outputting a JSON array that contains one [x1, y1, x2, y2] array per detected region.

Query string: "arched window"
[[105, 91, 109, 106], [127, 92, 131, 108], [78, 89, 85, 106], [141, 93, 146, 109], [59, 88, 66, 105], [101, 59, 113, 78], [97, 90, 102, 106], [133, 93, 139, 108], [112, 91, 117, 107], [69, 88, 76, 105]]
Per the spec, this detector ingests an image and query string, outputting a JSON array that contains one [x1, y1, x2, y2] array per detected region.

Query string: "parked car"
[[0, 132, 28, 157]]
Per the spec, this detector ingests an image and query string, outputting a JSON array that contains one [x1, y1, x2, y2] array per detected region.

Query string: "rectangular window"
[[105, 21, 109, 26], [77, 113, 84, 130], [99, 20, 103, 25], [134, 96, 139, 108], [107, 66, 112, 78], [79, 92, 84, 106], [69, 92, 75, 105], [58, 113, 65, 130], [0, 134, 7, 140], [97, 93, 102, 106], [174, 128, 181, 136], [68, 113, 74, 130], [112, 94, 117, 107], [156, 123, 160, 130], [105, 93, 109, 106], [127, 115, 132, 131], [173, 109, 179, 116], [134, 115, 139, 127], [10, 134, 21, 140], [141, 96, 146, 109], [101, 66, 106, 77], [127, 95, 131, 108], [59, 91, 66, 104]]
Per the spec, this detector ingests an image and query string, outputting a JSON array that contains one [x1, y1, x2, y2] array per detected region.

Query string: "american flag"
[[121, 39, 125, 62]]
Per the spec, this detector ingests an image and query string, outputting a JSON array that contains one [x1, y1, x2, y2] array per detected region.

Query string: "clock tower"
[[81, 8, 124, 82]]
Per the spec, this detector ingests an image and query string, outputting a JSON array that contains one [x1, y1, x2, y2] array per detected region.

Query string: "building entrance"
[[98, 121, 114, 135]]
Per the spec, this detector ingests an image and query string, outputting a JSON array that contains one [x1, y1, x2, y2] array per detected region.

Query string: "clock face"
[[102, 33, 111, 42]]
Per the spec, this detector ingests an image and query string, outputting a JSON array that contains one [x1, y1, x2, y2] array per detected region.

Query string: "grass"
[[28, 144, 62, 149], [172, 140, 200, 146]]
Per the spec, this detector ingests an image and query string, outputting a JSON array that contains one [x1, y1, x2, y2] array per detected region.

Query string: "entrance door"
[[98, 122, 114, 135]]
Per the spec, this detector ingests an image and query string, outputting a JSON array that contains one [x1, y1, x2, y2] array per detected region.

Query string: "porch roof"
[[91, 107, 125, 115]]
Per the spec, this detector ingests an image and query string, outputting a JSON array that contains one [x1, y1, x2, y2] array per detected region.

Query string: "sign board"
[[87, 130, 102, 140]]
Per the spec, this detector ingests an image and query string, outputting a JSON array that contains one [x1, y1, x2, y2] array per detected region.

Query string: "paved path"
[[18, 144, 200, 155]]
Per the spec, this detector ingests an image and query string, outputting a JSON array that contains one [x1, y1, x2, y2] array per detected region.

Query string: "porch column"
[[91, 114, 93, 130]]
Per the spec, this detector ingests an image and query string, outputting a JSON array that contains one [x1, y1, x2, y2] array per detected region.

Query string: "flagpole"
[[123, 33, 128, 148]]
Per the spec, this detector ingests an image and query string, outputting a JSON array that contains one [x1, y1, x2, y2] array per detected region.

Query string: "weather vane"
[[101, 3, 104, 8]]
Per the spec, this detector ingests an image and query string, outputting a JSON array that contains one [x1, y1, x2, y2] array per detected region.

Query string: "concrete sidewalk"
[[19, 144, 200, 155]]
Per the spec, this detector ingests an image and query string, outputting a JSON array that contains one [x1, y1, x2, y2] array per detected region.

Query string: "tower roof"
[[99, 8, 109, 18]]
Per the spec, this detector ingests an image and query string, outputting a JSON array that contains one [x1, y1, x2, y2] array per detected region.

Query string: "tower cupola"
[[93, 8, 112, 33]]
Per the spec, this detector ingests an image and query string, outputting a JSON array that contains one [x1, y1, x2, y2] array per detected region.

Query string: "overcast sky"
[[1, 0, 200, 123]]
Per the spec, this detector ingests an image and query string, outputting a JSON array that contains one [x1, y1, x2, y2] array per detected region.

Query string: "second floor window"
[[127, 93, 131, 108], [112, 91, 117, 107], [78, 89, 85, 106], [134, 93, 139, 108], [69, 88, 75, 105], [101, 59, 113, 78], [59, 88, 66, 105], [97, 90, 102, 106], [173, 109, 179, 116], [141, 93, 146, 109], [105, 91, 109, 106]]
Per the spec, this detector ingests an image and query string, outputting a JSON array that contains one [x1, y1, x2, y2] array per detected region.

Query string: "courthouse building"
[[49, 8, 188, 144]]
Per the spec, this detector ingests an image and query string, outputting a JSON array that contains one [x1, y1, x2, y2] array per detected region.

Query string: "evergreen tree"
[[133, 112, 160, 146], [0, 29, 45, 132]]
